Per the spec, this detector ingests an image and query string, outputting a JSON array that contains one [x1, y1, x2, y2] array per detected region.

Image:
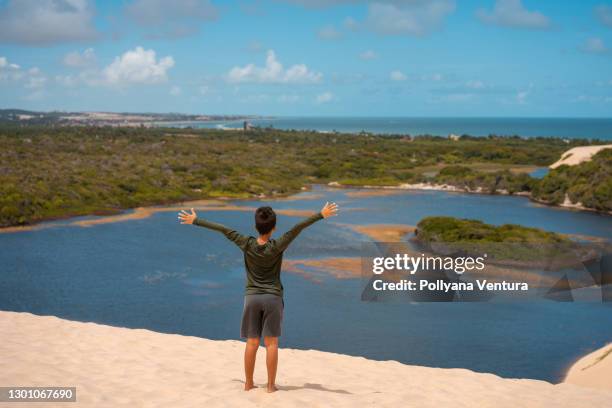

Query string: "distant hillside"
[[532, 148, 612, 212], [0, 109, 64, 125], [0, 109, 259, 126]]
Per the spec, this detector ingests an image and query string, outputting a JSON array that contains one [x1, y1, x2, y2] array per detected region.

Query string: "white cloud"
[[55, 75, 79, 87], [571, 94, 609, 104], [247, 40, 264, 53], [0, 57, 17, 69], [226, 50, 322, 84], [169, 85, 182, 96], [0, 57, 49, 100], [23, 89, 46, 101], [516, 83, 533, 104], [344, 16, 359, 31], [359, 50, 377, 60], [315, 91, 334, 103], [0, 0, 98, 46], [279, 0, 357, 7], [25, 77, 46, 89], [0, 58, 49, 91], [581, 37, 610, 55], [595, 5, 612, 28], [365, 0, 455, 36], [466, 80, 485, 89], [63, 48, 96, 68], [55, 69, 100, 87], [199, 85, 209, 95], [126, 0, 217, 24], [25, 68, 47, 89], [390, 70, 407, 81], [125, 0, 218, 39], [516, 90, 528, 103], [317, 25, 343, 40], [0, 56, 21, 80], [477, 0, 550, 30], [55, 47, 174, 88], [102, 47, 175, 85]]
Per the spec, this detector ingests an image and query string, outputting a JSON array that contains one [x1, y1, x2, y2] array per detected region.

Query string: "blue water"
[[1, 187, 611, 382], [175, 117, 612, 140], [529, 168, 549, 179]]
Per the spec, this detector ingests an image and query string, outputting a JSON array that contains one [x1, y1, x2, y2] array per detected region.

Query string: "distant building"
[[448, 133, 460, 141], [243, 121, 253, 131]]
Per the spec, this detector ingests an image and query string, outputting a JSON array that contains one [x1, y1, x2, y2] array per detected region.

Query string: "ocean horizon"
[[174, 116, 612, 140]]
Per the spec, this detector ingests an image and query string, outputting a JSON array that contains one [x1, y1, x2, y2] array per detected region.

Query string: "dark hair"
[[255, 206, 276, 235]]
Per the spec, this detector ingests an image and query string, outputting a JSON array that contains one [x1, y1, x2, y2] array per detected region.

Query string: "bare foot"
[[266, 384, 278, 393], [244, 382, 257, 391]]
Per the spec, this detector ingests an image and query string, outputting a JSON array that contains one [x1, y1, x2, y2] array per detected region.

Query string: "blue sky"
[[0, 0, 611, 116]]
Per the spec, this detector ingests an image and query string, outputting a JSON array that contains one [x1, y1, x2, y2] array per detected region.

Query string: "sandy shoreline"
[[0, 201, 320, 234], [329, 182, 612, 215], [2, 173, 610, 233], [0, 311, 609, 407]]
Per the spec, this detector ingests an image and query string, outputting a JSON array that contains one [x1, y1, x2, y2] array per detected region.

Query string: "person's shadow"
[[278, 383, 352, 394], [232, 379, 352, 394]]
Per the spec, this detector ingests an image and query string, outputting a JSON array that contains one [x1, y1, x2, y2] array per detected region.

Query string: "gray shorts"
[[241, 294, 284, 338]]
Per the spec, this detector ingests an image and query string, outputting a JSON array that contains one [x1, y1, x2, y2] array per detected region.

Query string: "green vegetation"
[[414, 216, 579, 266], [432, 165, 536, 194], [532, 149, 612, 212], [0, 125, 608, 227], [415, 216, 568, 244]]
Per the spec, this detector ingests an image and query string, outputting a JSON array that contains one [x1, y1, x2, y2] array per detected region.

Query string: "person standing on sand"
[[178, 202, 339, 393]]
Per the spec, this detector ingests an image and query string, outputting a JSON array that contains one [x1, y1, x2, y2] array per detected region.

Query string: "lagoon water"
[[1, 186, 611, 382], [181, 117, 612, 140]]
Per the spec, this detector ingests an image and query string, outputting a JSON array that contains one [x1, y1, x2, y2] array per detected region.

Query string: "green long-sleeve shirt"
[[193, 212, 324, 297]]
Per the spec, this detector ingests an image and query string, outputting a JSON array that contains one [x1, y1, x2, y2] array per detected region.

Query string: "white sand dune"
[[564, 343, 612, 391], [550, 144, 612, 169], [1, 311, 610, 407]]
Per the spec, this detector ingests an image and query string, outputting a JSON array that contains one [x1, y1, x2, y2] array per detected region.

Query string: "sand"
[[550, 144, 612, 169], [564, 343, 612, 391], [0, 203, 322, 234], [344, 189, 405, 198], [283, 257, 362, 281], [348, 224, 416, 242], [1, 311, 610, 408]]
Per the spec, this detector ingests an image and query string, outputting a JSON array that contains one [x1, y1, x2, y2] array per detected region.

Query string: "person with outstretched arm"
[[178, 202, 339, 393]]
